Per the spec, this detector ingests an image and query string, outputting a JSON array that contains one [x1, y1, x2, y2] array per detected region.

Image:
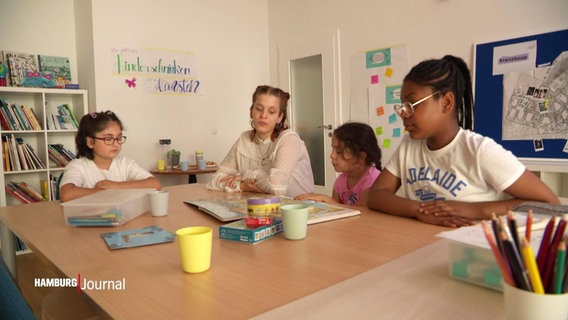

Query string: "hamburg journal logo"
[[34, 274, 126, 293]]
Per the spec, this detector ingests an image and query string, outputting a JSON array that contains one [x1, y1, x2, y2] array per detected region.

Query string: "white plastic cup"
[[503, 282, 568, 320], [180, 160, 189, 171], [197, 159, 206, 170], [281, 204, 309, 240], [149, 190, 169, 217]]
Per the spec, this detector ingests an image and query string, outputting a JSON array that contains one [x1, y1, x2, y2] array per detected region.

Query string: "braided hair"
[[404, 55, 474, 130]]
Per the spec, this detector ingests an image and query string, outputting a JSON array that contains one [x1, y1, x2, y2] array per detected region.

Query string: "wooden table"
[[150, 166, 217, 183], [0, 184, 502, 319]]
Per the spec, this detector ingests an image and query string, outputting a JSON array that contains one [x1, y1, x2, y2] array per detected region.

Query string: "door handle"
[[317, 124, 333, 130]]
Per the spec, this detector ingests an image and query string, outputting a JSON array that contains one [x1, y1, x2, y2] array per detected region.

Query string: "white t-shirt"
[[60, 155, 153, 188], [385, 129, 525, 202], [207, 129, 315, 197]]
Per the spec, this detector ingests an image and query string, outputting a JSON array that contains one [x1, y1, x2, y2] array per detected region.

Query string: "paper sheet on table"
[[437, 212, 550, 251]]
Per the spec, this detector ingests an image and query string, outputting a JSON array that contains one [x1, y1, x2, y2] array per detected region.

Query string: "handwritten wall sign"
[[111, 47, 202, 95]]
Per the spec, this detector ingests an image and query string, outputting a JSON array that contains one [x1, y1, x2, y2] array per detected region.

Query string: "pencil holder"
[[503, 282, 568, 320]]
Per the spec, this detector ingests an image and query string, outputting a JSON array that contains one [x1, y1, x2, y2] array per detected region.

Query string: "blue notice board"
[[474, 29, 568, 161]]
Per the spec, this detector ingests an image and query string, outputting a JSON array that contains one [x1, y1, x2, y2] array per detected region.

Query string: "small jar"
[[195, 151, 204, 164], [246, 196, 280, 228]]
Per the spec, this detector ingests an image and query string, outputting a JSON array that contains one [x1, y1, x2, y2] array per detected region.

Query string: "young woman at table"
[[59, 110, 160, 202], [368, 55, 560, 227], [206, 85, 314, 197], [295, 122, 382, 206]]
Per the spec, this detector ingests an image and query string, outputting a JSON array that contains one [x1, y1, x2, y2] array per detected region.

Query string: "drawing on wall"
[[110, 47, 202, 95], [350, 45, 409, 163], [502, 50, 568, 141]]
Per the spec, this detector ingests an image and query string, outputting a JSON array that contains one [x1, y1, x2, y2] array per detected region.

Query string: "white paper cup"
[[149, 190, 169, 217], [180, 160, 189, 171], [503, 282, 568, 320]]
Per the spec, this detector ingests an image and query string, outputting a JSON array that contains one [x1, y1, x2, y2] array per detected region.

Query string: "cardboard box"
[[448, 240, 503, 291], [61, 189, 154, 227], [219, 219, 283, 244]]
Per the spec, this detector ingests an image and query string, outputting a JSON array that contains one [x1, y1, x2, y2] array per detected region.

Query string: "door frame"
[[277, 29, 341, 194]]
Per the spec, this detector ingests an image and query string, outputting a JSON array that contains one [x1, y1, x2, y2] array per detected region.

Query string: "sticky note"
[[383, 139, 391, 148], [393, 128, 401, 137], [371, 74, 379, 84], [388, 114, 397, 124], [375, 126, 383, 135], [376, 106, 385, 116], [385, 67, 393, 78]]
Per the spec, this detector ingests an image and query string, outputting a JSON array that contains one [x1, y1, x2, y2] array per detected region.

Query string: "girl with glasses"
[[368, 55, 559, 227], [60, 110, 160, 202]]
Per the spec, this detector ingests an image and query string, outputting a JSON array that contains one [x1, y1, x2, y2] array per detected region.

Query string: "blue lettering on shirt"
[[406, 166, 468, 197]]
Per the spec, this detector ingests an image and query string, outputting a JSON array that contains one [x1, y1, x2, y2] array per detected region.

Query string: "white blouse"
[[207, 129, 314, 197]]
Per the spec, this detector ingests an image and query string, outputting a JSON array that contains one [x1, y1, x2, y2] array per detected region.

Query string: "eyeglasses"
[[394, 91, 440, 117], [91, 136, 127, 145]]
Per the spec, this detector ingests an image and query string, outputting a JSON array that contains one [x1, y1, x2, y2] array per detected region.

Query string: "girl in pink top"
[[295, 122, 382, 206]]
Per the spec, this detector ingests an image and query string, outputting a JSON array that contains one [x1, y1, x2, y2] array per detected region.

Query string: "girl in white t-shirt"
[[368, 55, 560, 227], [295, 122, 382, 206], [60, 110, 160, 202]]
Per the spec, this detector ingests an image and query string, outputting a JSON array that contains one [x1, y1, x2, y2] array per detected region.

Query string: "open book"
[[184, 194, 361, 224]]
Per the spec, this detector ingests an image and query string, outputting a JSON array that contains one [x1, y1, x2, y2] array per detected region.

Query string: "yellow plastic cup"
[[175, 227, 212, 273], [157, 159, 166, 171]]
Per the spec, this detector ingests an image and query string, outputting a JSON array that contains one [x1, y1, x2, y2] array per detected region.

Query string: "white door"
[[278, 30, 341, 195]]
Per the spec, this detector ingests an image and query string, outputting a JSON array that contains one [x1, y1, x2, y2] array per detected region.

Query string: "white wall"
[[2, 0, 567, 188], [267, 0, 568, 123], [86, 0, 270, 185], [0, 0, 78, 81], [1, 0, 270, 186]]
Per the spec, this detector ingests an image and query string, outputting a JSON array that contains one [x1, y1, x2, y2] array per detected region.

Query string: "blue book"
[[101, 226, 175, 250]]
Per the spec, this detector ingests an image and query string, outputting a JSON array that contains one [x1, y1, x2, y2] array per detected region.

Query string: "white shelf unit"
[[0, 87, 88, 206]]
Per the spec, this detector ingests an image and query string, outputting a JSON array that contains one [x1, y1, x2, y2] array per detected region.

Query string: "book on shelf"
[[6, 52, 39, 87], [219, 219, 284, 244], [0, 99, 41, 131], [0, 50, 10, 86], [47, 104, 79, 130], [5, 181, 44, 203], [184, 194, 361, 225], [38, 55, 71, 88], [101, 226, 175, 250], [2, 135, 46, 171], [48, 144, 76, 167]]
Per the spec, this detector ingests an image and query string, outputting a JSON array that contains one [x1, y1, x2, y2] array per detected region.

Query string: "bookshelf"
[[0, 87, 87, 205], [0, 87, 87, 255]]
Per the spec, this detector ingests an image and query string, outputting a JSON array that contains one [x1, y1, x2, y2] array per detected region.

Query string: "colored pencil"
[[525, 209, 533, 242], [543, 216, 567, 292], [501, 231, 532, 291], [481, 221, 515, 286], [491, 213, 504, 254], [507, 211, 521, 259], [520, 237, 544, 294], [537, 215, 556, 273], [554, 241, 566, 294]]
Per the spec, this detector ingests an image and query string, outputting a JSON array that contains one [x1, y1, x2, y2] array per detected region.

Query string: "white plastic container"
[[61, 189, 155, 227]]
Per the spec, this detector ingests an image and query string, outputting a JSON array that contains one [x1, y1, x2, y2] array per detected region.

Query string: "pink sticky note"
[[371, 74, 379, 84]]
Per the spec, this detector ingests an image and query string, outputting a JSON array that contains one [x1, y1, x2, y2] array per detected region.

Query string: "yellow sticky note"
[[385, 68, 393, 78]]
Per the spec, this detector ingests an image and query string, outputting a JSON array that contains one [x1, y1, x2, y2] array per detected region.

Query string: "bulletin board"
[[473, 29, 568, 163]]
